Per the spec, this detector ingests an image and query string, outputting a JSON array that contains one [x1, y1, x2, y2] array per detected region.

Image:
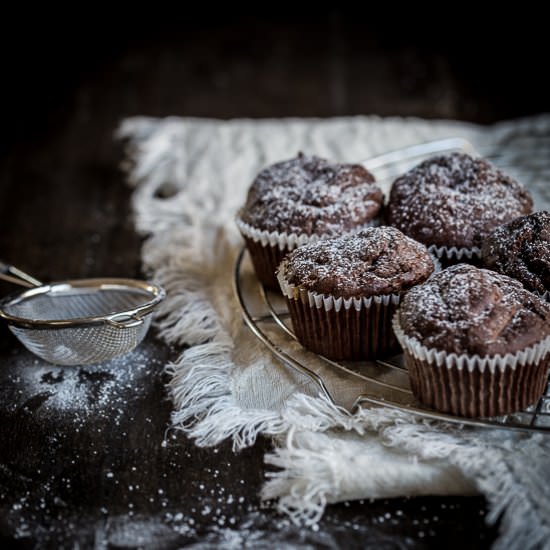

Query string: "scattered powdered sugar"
[[12, 346, 162, 420], [282, 226, 434, 298], [481, 210, 550, 294], [240, 153, 383, 236], [0, 405, 486, 548], [387, 153, 533, 249], [399, 264, 550, 355]]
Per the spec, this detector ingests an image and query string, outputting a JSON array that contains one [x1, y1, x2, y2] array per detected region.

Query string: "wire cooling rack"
[[234, 136, 550, 433]]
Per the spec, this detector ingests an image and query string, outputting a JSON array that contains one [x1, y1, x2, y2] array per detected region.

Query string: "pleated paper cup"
[[393, 315, 550, 418], [534, 290, 550, 303], [237, 214, 379, 290], [428, 244, 482, 268], [277, 262, 401, 361]]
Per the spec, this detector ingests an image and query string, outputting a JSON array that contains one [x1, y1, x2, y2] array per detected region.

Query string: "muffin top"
[[279, 226, 434, 298], [399, 264, 550, 356], [481, 211, 550, 294], [239, 153, 383, 236], [387, 153, 533, 249]]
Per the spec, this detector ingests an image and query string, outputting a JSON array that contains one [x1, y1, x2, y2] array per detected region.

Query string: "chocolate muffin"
[[387, 153, 533, 262], [277, 226, 435, 360], [394, 264, 550, 417], [237, 153, 383, 289], [481, 211, 550, 297]]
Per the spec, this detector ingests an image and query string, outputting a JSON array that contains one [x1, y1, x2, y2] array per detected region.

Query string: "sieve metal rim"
[[0, 278, 165, 330]]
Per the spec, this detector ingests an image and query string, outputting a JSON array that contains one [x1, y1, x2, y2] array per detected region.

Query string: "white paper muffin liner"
[[236, 215, 380, 252], [278, 269, 401, 311], [533, 289, 550, 302], [393, 317, 550, 373], [393, 315, 550, 417], [428, 244, 482, 262]]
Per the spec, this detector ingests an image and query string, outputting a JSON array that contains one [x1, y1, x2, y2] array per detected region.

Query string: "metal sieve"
[[0, 261, 165, 365]]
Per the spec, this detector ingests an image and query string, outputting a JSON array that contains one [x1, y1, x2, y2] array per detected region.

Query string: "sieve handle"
[[0, 261, 43, 288], [106, 312, 144, 329]]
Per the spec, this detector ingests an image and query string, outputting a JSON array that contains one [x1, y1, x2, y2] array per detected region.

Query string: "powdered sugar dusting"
[[12, 346, 162, 420], [240, 153, 383, 236], [481, 211, 550, 294], [400, 264, 550, 355], [281, 227, 434, 298], [388, 153, 533, 249]]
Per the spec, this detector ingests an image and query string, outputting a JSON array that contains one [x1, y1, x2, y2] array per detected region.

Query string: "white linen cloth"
[[118, 115, 550, 550]]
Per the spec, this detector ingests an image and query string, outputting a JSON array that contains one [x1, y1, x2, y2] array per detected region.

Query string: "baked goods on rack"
[[237, 153, 383, 289], [394, 264, 550, 417], [481, 211, 550, 299], [277, 226, 435, 360], [387, 153, 533, 263]]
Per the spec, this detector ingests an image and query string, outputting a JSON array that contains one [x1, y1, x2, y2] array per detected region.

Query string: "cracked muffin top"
[[481, 211, 550, 295], [279, 226, 434, 298], [387, 153, 533, 250], [239, 153, 383, 236], [398, 264, 550, 355]]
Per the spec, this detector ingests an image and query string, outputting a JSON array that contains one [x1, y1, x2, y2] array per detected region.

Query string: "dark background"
[[0, 9, 547, 548], [2, 9, 548, 153]]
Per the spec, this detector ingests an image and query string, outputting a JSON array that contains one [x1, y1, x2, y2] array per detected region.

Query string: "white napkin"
[[119, 114, 550, 550]]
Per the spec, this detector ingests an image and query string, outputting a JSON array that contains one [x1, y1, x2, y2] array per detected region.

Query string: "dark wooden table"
[[0, 14, 546, 548]]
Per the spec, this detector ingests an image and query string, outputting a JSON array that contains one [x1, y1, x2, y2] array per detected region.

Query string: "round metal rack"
[[233, 137, 550, 434]]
